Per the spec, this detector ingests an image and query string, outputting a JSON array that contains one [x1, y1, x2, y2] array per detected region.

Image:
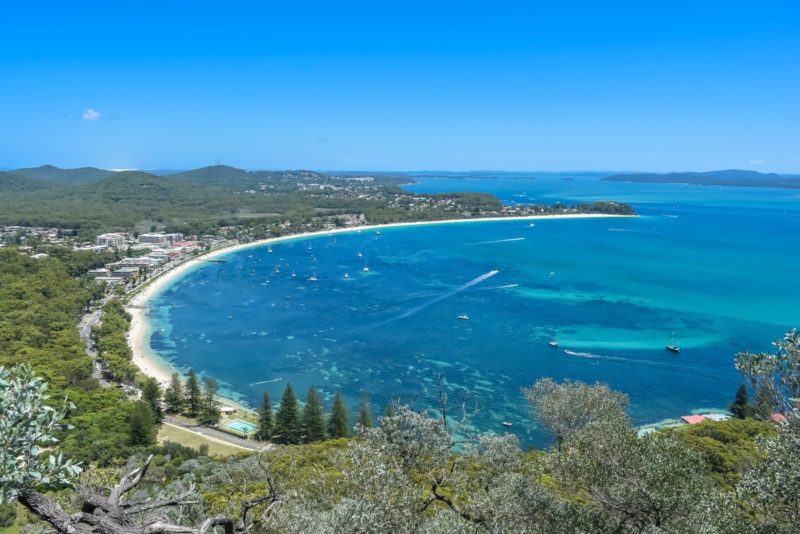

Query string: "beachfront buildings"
[[138, 232, 184, 246], [96, 232, 128, 249]]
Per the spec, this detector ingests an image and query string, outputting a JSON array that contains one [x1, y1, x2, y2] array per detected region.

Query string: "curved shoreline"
[[126, 213, 632, 398]]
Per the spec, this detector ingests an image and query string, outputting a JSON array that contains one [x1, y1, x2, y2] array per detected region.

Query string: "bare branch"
[[109, 455, 155, 506]]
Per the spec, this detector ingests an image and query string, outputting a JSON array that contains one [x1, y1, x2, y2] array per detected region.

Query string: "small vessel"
[[357, 252, 362, 258], [285, 296, 291, 300], [228, 316, 232, 319], [458, 315, 470, 320], [375, 231, 380, 236], [308, 272, 318, 281], [274, 267, 280, 274], [250, 269, 255, 273], [291, 269, 296, 278], [307, 243, 312, 250], [666, 333, 681, 353], [344, 273, 349, 278], [548, 341, 559, 347], [268, 247, 272, 253], [363, 267, 369, 272], [502, 422, 512, 427]]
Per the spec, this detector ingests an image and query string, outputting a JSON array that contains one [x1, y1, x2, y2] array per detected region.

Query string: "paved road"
[[78, 308, 112, 387]]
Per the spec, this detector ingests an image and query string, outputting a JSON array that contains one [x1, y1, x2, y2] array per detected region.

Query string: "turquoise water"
[[147, 177, 800, 447], [225, 420, 257, 433]]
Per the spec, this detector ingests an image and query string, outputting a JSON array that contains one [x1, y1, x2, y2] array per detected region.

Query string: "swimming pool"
[[225, 420, 257, 433]]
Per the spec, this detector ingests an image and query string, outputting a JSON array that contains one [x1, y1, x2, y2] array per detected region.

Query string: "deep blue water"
[[147, 177, 800, 447]]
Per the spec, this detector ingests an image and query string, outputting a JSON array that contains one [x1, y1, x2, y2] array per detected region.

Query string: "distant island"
[[602, 169, 800, 189]]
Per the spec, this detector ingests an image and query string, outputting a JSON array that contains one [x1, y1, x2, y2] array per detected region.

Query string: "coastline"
[[126, 213, 632, 403]]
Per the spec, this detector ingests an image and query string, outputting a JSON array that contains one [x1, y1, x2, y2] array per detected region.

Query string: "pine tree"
[[328, 389, 350, 439], [754, 384, 777, 420], [355, 391, 374, 430], [186, 368, 201, 416], [303, 385, 326, 443], [385, 401, 396, 418], [274, 382, 302, 444], [164, 372, 185, 414], [128, 401, 157, 446], [254, 391, 273, 441], [729, 383, 753, 419], [198, 377, 220, 426], [141, 377, 163, 423]]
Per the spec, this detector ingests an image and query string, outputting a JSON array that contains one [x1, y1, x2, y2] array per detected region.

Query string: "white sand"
[[126, 213, 631, 391]]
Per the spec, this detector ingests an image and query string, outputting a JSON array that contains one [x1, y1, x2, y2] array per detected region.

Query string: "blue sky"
[[1, 1, 798, 172]]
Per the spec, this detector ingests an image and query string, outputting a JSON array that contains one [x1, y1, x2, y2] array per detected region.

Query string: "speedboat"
[[458, 315, 469, 320], [548, 341, 559, 347]]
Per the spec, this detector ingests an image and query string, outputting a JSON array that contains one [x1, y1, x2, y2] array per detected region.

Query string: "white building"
[[138, 232, 184, 246], [96, 233, 127, 249]]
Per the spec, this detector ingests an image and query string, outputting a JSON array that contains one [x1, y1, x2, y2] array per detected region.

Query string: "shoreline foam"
[[126, 213, 632, 406]]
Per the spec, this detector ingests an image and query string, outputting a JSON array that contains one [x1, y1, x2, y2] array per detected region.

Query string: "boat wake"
[[249, 377, 283, 386], [459, 237, 525, 246], [377, 270, 500, 325]]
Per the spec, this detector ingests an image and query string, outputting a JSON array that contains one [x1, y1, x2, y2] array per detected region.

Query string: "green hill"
[[0, 171, 56, 192], [7, 164, 113, 184]]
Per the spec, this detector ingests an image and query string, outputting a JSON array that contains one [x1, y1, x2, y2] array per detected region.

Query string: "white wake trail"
[[377, 270, 499, 326]]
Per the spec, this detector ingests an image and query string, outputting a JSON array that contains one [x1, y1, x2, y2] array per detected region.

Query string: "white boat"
[[291, 269, 296, 278], [363, 267, 369, 272], [548, 341, 559, 347], [344, 273, 349, 278], [502, 422, 512, 427], [458, 315, 469, 320], [308, 272, 318, 281], [358, 252, 362, 257], [666, 332, 680, 353]]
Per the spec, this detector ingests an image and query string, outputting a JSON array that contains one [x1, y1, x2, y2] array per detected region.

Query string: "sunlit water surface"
[[146, 176, 800, 447]]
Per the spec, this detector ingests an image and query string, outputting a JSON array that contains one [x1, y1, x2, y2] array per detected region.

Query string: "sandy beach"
[[126, 213, 631, 394]]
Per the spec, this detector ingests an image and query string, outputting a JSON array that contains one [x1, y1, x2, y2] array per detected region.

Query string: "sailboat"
[[308, 272, 318, 281], [362, 259, 369, 272], [665, 333, 680, 353]]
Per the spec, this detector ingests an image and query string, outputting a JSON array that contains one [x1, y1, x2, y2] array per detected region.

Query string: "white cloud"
[[749, 160, 765, 165], [82, 109, 101, 121]]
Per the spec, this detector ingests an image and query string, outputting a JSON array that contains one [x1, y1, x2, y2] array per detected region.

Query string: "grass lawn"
[[158, 424, 246, 457]]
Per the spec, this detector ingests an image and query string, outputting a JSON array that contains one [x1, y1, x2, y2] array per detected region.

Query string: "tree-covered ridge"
[[0, 165, 634, 237]]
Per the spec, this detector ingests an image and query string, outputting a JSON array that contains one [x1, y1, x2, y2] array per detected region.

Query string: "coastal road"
[[78, 308, 112, 387]]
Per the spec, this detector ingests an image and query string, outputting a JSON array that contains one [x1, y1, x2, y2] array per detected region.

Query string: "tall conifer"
[[274, 383, 302, 444], [355, 391, 374, 430], [141, 377, 163, 423], [198, 377, 220, 426], [303, 385, 326, 443], [328, 389, 350, 439], [164, 372, 185, 414], [255, 391, 273, 441], [186, 368, 201, 416]]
